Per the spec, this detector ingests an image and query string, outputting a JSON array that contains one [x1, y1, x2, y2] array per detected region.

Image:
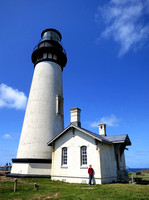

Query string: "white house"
[[47, 108, 131, 185]]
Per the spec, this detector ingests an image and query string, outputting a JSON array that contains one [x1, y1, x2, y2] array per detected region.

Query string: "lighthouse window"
[[53, 54, 57, 60], [48, 53, 52, 59], [62, 147, 67, 165], [56, 95, 63, 117], [43, 53, 47, 59]]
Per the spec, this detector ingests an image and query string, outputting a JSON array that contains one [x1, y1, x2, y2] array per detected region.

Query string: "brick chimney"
[[70, 108, 81, 127], [98, 124, 106, 136]]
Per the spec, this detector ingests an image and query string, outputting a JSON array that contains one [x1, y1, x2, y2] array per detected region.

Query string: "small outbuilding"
[[48, 108, 131, 184]]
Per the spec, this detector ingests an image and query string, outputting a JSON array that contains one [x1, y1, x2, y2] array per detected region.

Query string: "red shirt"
[[88, 167, 93, 175]]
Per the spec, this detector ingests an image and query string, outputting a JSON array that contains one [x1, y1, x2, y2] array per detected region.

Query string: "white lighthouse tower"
[[10, 29, 67, 177]]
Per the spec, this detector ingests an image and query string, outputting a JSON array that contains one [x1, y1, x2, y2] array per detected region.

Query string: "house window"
[[62, 147, 67, 165], [81, 146, 87, 165]]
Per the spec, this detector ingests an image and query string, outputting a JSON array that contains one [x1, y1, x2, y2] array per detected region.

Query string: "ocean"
[[126, 168, 149, 172]]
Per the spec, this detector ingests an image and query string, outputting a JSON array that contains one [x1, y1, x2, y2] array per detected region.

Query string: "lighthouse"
[[11, 29, 67, 177]]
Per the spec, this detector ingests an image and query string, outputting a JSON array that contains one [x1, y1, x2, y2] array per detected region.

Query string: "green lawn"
[[0, 176, 149, 200]]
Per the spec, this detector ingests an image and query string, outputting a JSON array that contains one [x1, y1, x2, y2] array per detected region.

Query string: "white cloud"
[[90, 114, 121, 127], [2, 134, 12, 139], [0, 84, 27, 110], [95, 0, 149, 56]]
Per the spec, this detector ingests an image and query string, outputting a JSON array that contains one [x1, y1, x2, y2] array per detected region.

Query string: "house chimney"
[[70, 108, 81, 127], [98, 124, 106, 136]]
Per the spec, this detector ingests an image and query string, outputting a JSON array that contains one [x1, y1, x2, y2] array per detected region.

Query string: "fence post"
[[14, 178, 17, 192], [131, 174, 134, 183], [34, 183, 39, 190], [5, 166, 8, 174]]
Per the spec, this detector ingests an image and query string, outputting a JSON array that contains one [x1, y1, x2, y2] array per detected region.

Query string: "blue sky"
[[0, 0, 149, 168]]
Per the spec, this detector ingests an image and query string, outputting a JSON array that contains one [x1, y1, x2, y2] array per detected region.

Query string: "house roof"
[[47, 124, 131, 146], [103, 135, 131, 145]]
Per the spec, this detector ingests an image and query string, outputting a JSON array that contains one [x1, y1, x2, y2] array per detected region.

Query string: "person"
[[88, 165, 93, 185], [9, 163, 12, 171]]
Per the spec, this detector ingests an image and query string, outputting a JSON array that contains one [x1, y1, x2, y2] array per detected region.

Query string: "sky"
[[0, 0, 149, 168]]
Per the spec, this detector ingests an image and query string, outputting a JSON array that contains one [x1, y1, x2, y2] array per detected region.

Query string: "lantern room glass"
[[42, 30, 61, 43]]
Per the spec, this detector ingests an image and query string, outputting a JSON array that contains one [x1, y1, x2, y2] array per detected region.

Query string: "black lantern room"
[[32, 28, 67, 69]]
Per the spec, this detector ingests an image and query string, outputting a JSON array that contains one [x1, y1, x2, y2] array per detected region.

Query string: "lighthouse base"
[[7, 173, 51, 178], [9, 158, 51, 177]]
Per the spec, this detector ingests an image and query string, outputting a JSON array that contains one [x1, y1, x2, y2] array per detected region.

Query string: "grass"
[[0, 175, 149, 200]]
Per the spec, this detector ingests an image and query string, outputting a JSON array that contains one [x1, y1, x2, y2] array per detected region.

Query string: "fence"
[[131, 173, 149, 184], [0, 165, 12, 174]]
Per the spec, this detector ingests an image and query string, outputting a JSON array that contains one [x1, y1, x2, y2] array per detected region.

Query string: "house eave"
[[112, 141, 131, 145], [47, 124, 112, 146]]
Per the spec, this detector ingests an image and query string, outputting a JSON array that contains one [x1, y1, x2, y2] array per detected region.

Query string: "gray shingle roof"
[[102, 135, 131, 145], [47, 124, 131, 146]]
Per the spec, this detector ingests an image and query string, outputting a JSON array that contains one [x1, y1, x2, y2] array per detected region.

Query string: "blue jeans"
[[89, 174, 92, 185]]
